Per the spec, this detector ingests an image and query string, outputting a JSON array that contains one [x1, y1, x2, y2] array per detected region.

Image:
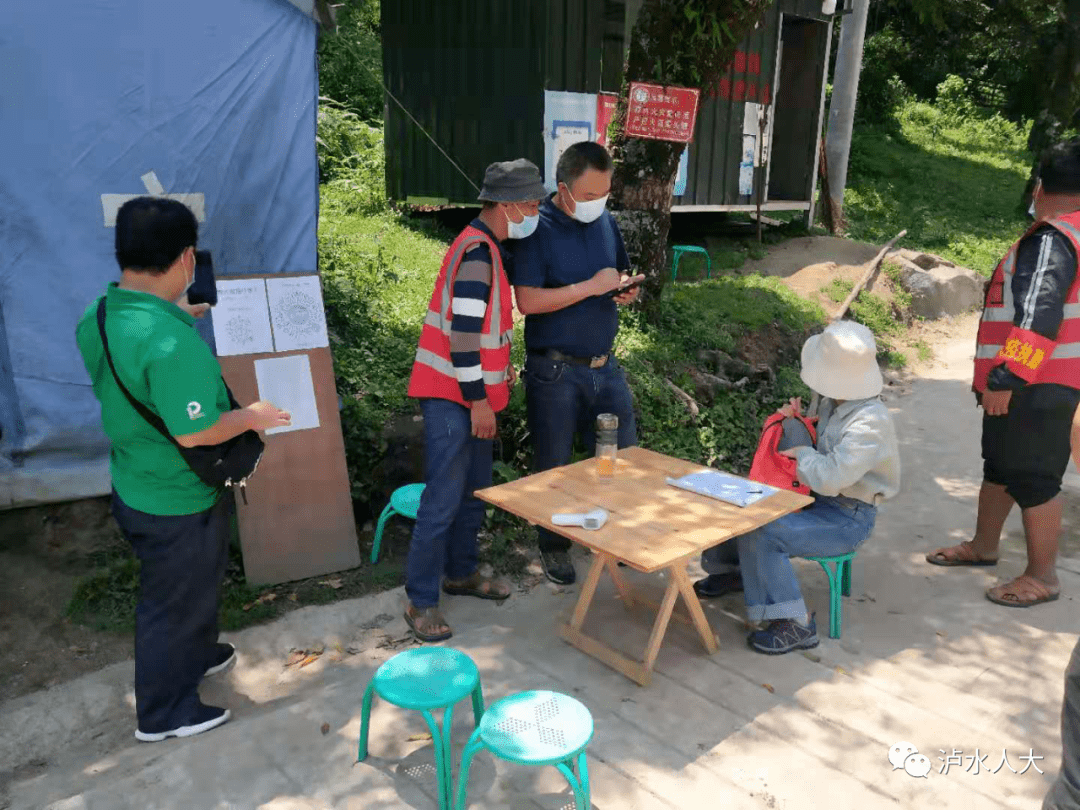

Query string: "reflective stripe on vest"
[[423, 309, 512, 349], [414, 348, 508, 384]]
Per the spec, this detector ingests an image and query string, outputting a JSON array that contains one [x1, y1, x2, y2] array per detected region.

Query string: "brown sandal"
[[986, 575, 1060, 608], [926, 540, 998, 567], [442, 572, 511, 601], [404, 605, 452, 642]]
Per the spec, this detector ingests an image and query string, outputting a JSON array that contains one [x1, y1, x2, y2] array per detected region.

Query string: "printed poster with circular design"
[[265, 275, 329, 352]]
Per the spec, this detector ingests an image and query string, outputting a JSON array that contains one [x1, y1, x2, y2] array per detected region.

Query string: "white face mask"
[[564, 185, 608, 224], [178, 250, 196, 301], [505, 205, 539, 240]]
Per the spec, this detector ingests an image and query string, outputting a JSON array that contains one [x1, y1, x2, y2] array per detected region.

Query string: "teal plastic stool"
[[671, 245, 712, 281], [455, 690, 593, 810], [358, 647, 485, 810], [806, 552, 855, 639], [371, 483, 425, 563]]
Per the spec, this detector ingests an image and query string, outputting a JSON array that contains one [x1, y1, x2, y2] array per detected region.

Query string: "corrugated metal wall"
[[382, 0, 831, 207]]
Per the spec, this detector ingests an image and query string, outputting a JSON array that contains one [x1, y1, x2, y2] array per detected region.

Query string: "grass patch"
[[845, 98, 1031, 275]]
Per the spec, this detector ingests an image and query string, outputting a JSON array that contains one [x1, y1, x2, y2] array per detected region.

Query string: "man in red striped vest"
[[402, 159, 546, 642], [927, 138, 1080, 608]]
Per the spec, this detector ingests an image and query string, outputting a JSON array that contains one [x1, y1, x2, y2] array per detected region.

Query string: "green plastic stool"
[[371, 483, 425, 563], [806, 552, 855, 639], [359, 647, 485, 810], [671, 245, 712, 281], [455, 690, 593, 810]]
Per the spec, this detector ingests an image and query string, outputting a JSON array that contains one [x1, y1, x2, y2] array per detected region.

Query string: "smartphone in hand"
[[605, 279, 643, 298], [187, 250, 218, 306]]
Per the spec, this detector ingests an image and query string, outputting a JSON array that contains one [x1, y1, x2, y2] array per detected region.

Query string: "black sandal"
[[693, 572, 743, 599]]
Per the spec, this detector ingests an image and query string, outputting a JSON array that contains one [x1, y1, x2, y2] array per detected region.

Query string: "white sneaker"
[[135, 704, 230, 742]]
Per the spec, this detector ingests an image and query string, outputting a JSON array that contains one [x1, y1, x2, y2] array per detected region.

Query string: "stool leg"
[[470, 682, 485, 726], [440, 705, 456, 809], [358, 681, 377, 761], [556, 758, 590, 810], [816, 560, 841, 640], [578, 750, 591, 808], [455, 729, 484, 810], [705, 253, 712, 279], [421, 710, 449, 810], [371, 505, 395, 564], [841, 558, 852, 597]]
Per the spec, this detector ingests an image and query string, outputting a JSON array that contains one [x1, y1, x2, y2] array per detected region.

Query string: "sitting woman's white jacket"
[[789, 397, 901, 506]]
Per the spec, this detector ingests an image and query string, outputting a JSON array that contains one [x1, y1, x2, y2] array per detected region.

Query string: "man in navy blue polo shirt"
[[509, 141, 645, 584]]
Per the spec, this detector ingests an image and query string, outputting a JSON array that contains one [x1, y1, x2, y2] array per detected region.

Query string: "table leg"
[[641, 574, 680, 673], [569, 553, 606, 630], [670, 565, 720, 654], [604, 555, 635, 610]]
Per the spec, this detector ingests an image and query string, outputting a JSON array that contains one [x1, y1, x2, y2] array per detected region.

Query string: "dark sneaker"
[[540, 550, 576, 585], [135, 703, 230, 743], [204, 642, 236, 677], [747, 615, 819, 655], [693, 572, 743, 599]]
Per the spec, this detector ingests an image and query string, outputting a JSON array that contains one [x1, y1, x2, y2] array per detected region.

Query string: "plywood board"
[[219, 345, 359, 585]]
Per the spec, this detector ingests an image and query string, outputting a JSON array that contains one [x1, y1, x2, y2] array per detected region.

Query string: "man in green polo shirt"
[[76, 197, 290, 742]]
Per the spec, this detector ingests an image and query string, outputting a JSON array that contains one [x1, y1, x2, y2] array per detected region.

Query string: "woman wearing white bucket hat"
[[698, 320, 901, 655]]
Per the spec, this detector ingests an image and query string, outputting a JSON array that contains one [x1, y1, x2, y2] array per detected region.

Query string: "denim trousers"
[[1044, 635, 1080, 809], [110, 489, 229, 733], [524, 352, 638, 553], [702, 495, 877, 622], [406, 398, 493, 608]]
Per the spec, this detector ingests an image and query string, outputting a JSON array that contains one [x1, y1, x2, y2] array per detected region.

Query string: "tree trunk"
[[1023, 0, 1080, 210], [606, 0, 774, 319]]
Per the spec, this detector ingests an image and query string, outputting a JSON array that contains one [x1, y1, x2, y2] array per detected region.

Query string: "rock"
[[891, 256, 983, 319], [895, 248, 956, 271]]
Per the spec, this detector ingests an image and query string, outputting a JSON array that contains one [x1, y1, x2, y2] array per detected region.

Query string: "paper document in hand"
[[666, 470, 777, 508], [253, 354, 320, 434], [211, 279, 274, 356]]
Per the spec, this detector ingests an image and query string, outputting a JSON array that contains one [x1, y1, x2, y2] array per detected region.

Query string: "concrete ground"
[[3, 314, 1078, 810]]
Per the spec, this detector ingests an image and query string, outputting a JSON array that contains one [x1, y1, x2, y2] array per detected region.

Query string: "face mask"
[[1028, 199, 1037, 219], [564, 186, 608, 224], [505, 205, 539, 240], [178, 251, 196, 301]]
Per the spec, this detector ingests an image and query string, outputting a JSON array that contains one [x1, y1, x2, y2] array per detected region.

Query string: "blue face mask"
[[506, 205, 539, 239]]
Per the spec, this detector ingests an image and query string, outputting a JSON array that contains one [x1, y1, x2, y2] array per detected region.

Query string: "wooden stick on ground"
[[833, 229, 908, 321], [665, 379, 700, 419]]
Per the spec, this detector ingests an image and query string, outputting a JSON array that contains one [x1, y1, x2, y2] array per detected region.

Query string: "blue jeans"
[[110, 490, 229, 733], [406, 398, 493, 608], [524, 353, 637, 553], [702, 495, 877, 622]]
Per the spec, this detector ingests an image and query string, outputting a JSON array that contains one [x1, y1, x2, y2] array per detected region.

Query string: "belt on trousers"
[[539, 349, 610, 368]]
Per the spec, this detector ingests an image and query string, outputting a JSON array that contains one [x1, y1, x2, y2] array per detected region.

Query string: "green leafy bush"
[[317, 101, 387, 214], [317, 0, 383, 122], [856, 29, 910, 126]]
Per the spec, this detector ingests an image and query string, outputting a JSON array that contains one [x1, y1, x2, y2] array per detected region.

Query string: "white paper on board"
[[265, 275, 329, 352], [552, 125, 591, 179], [211, 279, 275, 356], [253, 354, 321, 435]]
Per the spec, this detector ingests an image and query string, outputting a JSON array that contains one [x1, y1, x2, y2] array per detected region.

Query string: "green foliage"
[[845, 95, 1032, 275], [857, 29, 910, 126], [317, 101, 387, 213], [935, 75, 979, 122], [316, 0, 383, 122]]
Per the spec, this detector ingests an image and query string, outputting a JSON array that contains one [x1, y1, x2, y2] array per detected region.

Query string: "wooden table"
[[475, 447, 814, 685]]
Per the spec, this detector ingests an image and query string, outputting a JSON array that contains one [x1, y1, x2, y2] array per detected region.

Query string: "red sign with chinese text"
[[625, 83, 700, 143], [596, 93, 618, 146]]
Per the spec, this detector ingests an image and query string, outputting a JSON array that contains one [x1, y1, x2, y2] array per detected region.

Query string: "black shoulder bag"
[[95, 299, 265, 502]]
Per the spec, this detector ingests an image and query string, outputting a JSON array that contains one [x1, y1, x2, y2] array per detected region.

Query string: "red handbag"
[[748, 412, 817, 495]]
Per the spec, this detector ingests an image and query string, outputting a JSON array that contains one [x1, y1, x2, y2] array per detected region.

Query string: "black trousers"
[[111, 490, 229, 733]]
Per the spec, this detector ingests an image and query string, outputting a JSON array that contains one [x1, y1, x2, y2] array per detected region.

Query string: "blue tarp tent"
[[0, 0, 325, 508]]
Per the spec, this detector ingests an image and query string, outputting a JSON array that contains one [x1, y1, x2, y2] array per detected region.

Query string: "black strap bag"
[[95, 299, 265, 502]]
